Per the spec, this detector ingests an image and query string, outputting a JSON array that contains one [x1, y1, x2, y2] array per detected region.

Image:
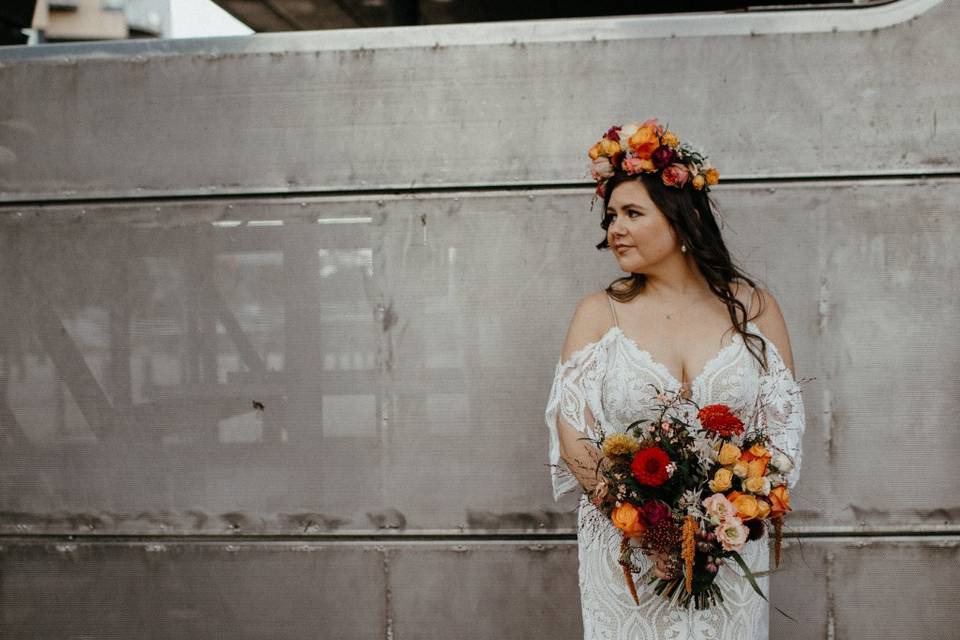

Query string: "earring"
[[681, 243, 687, 253]]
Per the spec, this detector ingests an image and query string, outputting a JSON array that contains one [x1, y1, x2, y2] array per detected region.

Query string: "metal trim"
[[0, 0, 940, 62]]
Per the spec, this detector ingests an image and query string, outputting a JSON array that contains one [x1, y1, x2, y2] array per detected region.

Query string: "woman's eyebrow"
[[606, 202, 646, 212]]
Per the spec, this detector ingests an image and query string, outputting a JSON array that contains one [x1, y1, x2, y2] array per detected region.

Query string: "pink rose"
[[640, 500, 672, 526], [622, 157, 646, 175], [591, 157, 615, 180], [661, 163, 690, 188], [651, 145, 677, 169]]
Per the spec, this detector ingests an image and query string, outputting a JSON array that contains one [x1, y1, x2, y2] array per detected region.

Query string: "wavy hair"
[[596, 170, 770, 372]]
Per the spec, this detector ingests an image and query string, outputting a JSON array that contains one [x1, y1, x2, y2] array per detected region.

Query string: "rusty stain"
[[367, 509, 406, 530], [279, 512, 350, 532], [465, 509, 571, 532], [825, 549, 835, 640], [382, 547, 395, 640]]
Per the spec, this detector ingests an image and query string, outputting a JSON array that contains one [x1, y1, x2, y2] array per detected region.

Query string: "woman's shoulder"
[[559, 290, 617, 364], [732, 280, 796, 375]]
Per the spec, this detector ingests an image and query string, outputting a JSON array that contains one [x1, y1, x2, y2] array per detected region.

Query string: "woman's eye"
[[628, 210, 642, 217]]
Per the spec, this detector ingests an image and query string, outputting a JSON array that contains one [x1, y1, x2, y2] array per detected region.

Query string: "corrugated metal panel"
[[1, 180, 958, 535], [0, 0, 957, 201], [1, 537, 956, 639]]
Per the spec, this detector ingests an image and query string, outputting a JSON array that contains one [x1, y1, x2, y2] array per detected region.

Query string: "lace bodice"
[[543, 309, 806, 640]]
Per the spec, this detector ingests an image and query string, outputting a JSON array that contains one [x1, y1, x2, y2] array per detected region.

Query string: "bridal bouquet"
[[585, 389, 795, 611]]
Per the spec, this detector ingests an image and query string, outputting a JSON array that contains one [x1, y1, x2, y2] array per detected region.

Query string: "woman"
[[544, 119, 806, 639]]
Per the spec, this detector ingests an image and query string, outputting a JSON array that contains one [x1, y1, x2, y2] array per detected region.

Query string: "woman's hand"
[[645, 549, 676, 580]]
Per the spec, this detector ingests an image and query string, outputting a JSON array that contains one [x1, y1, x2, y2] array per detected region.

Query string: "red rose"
[[631, 446, 671, 486], [697, 404, 744, 436], [604, 126, 621, 142], [651, 145, 677, 169], [640, 500, 672, 526]]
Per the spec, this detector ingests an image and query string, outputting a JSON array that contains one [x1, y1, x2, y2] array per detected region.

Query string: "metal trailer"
[[0, 0, 958, 637]]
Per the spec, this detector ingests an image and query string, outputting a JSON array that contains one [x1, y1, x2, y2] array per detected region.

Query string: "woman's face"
[[604, 179, 680, 273]]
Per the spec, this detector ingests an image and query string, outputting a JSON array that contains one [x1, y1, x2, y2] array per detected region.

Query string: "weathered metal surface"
[[0, 180, 957, 535], [0, 537, 956, 639], [0, 1, 957, 201]]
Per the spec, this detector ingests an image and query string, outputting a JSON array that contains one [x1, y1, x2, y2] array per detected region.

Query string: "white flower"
[[771, 451, 794, 473], [619, 123, 640, 149]]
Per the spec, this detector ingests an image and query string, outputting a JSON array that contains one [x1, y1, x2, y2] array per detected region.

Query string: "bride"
[[545, 119, 805, 639]]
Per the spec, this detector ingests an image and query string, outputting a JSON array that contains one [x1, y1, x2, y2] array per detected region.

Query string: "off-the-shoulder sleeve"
[[756, 339, 806, 489], [544, 341, 607, 502]]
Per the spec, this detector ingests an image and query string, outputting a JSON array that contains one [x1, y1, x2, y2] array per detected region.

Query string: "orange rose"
[[747, 459, 768, 478], [768, 485, 791, 517], [588, 142, 603, 161], [611, 503, 647, 537], [692, 174, 706, 190], [705, 167, 720, 185], [627, 125, 660, 160], [661, 130, 679, 148], [731, 494, 760, 521]]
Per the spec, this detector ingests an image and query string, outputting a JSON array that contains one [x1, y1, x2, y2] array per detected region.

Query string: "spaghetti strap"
[[605, 292, 620, 328]]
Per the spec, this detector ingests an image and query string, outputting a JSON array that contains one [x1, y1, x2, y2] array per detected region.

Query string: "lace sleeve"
[[756, 340, 807, 489], [544, 341, 607, 502]]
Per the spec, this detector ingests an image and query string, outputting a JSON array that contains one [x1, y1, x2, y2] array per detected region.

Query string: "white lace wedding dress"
[[544, 295, 805, 640]]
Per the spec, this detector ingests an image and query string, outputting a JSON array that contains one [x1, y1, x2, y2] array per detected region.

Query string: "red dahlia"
[[631, 446, 671, 486], [697, 403, 744, 436]]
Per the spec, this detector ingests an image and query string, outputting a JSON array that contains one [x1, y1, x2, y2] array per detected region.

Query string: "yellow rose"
[[717, 443, 741, 466], [747, 459, 767, 479], [709, 468, 733, 492], [756, 499, 771, 519], [588, 142, 602, 161], [732, 494, 760, 520], [600, 138, 621, 157], [661, 131, 679, 148], [705, 167, 720, 185], [744, 476, 766, 494], [732, 461, 749, 478], [692, 174, 706, 190]]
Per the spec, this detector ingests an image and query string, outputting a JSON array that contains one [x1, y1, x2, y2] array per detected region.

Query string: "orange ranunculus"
[[705, 167, 720, 185], [661, 130, 679, 148], [611, 503, 647, 537], [768, 485, 791, 517], [588, 142, 603, 160], [726, 490, 743, 502], [731, 494, 760, 521]]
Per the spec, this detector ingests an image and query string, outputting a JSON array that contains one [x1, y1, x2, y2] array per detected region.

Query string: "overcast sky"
[[169, 0, 254, 38]]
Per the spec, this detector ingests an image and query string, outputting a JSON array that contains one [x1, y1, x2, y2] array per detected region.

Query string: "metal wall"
[[1, 0, 959, 637]]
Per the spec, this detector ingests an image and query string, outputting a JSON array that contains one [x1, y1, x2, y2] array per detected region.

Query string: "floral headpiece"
[[588, 118, 719, 203]]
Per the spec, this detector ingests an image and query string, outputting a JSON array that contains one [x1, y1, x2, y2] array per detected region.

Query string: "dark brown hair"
[[596, 170, 770, 372]]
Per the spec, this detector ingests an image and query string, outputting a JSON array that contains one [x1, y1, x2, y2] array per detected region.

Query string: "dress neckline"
[[607, 321, 763, 397]]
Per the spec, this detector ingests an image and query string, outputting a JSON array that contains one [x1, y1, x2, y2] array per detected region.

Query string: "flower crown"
[[588, 118, 719, 202]]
